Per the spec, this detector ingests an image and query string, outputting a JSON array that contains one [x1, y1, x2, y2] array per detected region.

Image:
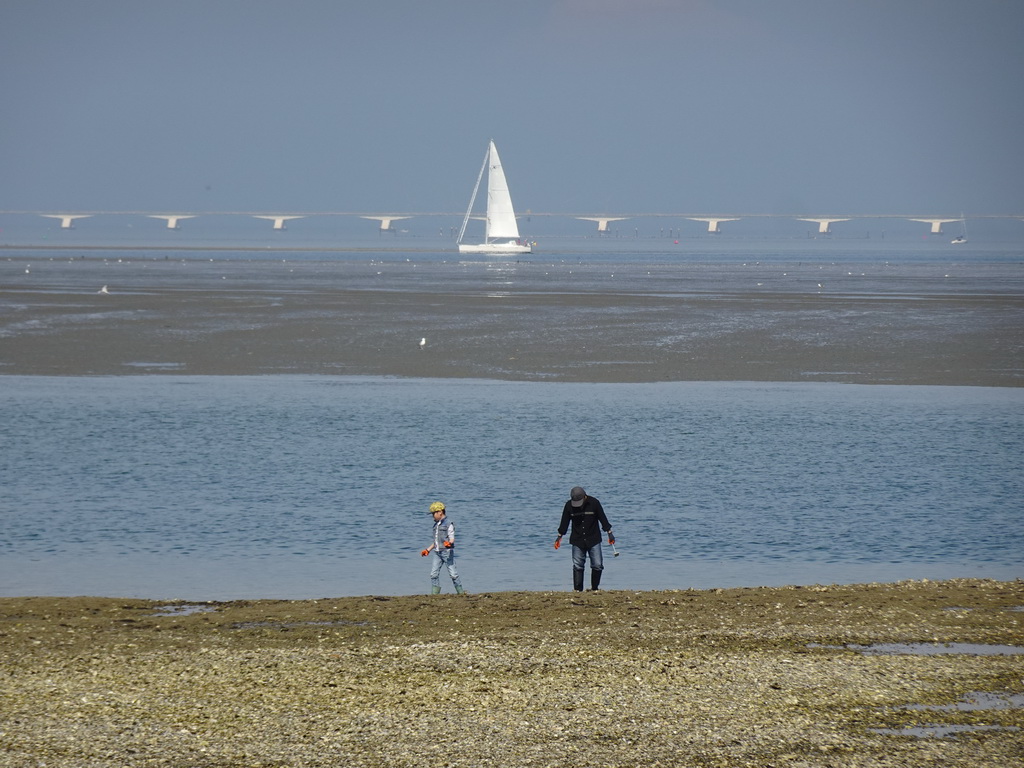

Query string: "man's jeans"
[[430, 548, 462, 589], [571, 542, 604, 572]]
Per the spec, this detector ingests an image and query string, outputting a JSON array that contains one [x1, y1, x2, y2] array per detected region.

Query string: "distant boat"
[[951, 214, 968, 244], [457, 140, 532, 255]]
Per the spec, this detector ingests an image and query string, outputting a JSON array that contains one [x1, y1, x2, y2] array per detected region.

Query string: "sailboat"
[[951, 214, 968, 244], [457, 140, 532, 254]]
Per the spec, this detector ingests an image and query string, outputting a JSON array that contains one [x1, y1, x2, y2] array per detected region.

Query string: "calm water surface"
[[2, 376, 1021, 598]]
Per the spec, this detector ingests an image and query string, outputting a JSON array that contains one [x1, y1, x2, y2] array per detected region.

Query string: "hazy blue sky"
[[3, 0, 1022, 217]]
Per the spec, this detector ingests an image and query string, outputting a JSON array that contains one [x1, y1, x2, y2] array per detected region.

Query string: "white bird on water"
[[98, 285, 109, 295], [419, 337, 426, 349]]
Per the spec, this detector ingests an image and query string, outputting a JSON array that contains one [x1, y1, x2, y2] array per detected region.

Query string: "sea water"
[[2, 376, 1021, 598]]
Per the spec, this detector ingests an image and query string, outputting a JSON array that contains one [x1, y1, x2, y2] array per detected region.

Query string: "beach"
[[2, 250, 1023, 765], [2, 580, 1022, 767]]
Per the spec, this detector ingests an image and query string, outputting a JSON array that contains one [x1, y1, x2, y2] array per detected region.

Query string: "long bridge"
[[2, 210, 1022, 235]]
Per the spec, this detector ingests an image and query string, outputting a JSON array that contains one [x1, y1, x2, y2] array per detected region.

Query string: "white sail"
[[458, 140, 532, 254], [484, 142, 520, 240]]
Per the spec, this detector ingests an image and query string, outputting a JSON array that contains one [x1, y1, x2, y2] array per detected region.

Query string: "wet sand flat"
[[1, 580, 1022, 767], [2, 255, 1022, 385]]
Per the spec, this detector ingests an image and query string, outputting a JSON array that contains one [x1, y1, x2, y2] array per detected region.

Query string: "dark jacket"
[[558, 495, 612, 549]]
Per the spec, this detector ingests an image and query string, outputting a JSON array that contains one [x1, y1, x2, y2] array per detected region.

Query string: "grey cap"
[[570, 486, 586, 507]]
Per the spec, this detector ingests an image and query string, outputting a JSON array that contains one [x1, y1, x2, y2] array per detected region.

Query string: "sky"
[[2, 0, 1023, 218]]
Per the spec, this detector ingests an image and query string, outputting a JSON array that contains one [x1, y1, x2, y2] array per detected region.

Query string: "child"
[[421, 501, 466, 594]]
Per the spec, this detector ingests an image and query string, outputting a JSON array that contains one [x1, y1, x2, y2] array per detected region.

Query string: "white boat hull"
[[458, 241, 532, 254]]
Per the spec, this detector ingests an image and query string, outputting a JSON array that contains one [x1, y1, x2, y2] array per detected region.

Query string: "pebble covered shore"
[[2, 579, 1022, 767]]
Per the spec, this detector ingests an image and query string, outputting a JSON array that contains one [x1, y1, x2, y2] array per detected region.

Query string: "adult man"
[[554, 486, 614, 591], [421, 501, 466, 594]]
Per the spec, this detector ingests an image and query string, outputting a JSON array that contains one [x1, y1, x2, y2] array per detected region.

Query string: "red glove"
[[421, 549, 430, 557], [443, 540, 453, 549], [554, 538, 561, 550]]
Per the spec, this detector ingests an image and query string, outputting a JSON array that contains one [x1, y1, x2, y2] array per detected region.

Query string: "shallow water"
[[2, 376, 1021, 598], [870, 724, 1019, 739], [902, 692, 1024, 710], [812, 643, 1024, 656]]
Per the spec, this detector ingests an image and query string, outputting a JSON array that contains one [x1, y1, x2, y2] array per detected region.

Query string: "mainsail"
[[484, 142, 520, 241]]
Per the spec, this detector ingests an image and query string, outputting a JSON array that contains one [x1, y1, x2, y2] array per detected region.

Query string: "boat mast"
[[457, 143, 489, 245]]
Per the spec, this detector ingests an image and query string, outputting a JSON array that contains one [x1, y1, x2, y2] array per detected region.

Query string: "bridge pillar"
[[909, 218, 959, 235], [360, 215, 411, 232], [797, 218, 850, 235], [148, 215, 196, 230], [253, 215, 304, 231], [688, 217, 739, 234], [40, 214, 92, 229], [577, 217, 628, 233]]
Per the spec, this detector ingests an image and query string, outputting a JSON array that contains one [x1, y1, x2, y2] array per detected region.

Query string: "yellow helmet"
[[429, 501, 446, 513]]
